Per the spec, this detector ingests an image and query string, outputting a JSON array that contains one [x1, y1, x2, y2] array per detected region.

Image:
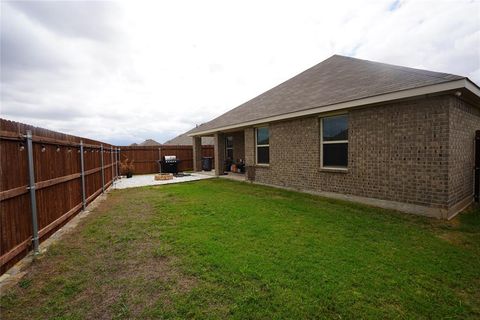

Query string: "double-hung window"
[[321, 115, 348, 169], [255, 127, 269, 165]]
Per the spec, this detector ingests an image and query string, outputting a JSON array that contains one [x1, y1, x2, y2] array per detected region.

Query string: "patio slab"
[[112, 173, 214, 189]]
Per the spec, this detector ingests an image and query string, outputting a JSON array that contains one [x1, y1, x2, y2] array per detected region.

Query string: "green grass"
[[1, 179, 479, 319]]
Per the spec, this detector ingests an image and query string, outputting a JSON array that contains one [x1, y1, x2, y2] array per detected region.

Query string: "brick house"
[[189, 55, 480, 219]]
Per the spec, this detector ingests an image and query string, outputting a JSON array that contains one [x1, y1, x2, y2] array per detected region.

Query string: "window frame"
[[320, 114, 348, 170], [225, 136, 233, 160], [255, 126, 270, 166]]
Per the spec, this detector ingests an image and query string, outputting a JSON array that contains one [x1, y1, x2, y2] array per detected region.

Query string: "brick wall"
[[230, 131, 245, 162], [448, 98, 480, 208], [244, 95, 469, 215], [245, 128, 256, 179], [214, 133, 225, 176]]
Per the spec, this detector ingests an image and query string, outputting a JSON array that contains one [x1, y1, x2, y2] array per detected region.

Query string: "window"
[[225, 136, 233, 160], [256, 127, 269, 164], [321, 115, 348, 168]]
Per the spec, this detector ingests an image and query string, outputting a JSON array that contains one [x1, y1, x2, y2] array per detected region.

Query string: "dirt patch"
[[437, 231, 467, 246]]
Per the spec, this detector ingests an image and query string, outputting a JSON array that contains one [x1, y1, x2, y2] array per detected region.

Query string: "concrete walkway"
[[112, 172, 214, 189]]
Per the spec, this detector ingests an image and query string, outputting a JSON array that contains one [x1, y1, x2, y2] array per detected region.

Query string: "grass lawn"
[[1, 179, 479, 319]]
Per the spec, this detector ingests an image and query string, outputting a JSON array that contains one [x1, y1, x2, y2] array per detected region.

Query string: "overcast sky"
[[1, 0, 479, 145]]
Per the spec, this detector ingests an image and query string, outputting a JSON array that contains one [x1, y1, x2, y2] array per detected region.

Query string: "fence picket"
[[0, 118, 214, 274]]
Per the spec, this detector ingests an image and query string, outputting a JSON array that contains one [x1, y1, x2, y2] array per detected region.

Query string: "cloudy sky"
[[1, 0, 479, 145]]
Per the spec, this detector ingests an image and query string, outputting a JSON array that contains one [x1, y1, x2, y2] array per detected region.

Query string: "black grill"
[[159, 155, 181, 174]]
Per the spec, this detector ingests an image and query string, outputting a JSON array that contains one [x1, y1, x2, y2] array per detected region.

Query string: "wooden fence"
[[0, 119, 119, 274], [0, 118, 215, 275], [120, 145, 214, 174]]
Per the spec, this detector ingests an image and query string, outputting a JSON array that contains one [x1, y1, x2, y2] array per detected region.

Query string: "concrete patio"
[[112, 172, 214, 189]]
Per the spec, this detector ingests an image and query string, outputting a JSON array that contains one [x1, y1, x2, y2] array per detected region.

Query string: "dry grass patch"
[[0, 189, 197, 320]]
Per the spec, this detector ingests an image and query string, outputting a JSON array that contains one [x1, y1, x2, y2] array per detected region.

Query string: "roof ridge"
[[334, 54, 464, 81], [194, 58, 335, 131], [189, 55, 471, 135]]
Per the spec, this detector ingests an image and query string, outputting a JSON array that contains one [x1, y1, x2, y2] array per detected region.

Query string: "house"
[[189, 55, 480, 219], [164, 127, 214, 146], [134, 139, 161, 146], [139, 139, 161, 146]]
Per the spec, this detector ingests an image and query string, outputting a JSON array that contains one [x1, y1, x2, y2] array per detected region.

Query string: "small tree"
[[120, 158, 135, 178]]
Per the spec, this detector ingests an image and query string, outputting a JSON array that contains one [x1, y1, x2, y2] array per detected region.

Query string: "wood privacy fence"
[[120, 145, 214, 174], [0, 118, 214, 274], [0, 119, 119, 274]]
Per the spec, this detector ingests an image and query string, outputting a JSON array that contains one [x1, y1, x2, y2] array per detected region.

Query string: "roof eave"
[[465, 78, 480, 97], [188, 79, 475, 137]]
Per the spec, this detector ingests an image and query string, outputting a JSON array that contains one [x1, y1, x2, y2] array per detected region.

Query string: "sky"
[[1, 0, 479, 145]]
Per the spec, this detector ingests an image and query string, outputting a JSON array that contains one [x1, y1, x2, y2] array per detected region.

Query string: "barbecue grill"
[[158, 155, 181, 174]]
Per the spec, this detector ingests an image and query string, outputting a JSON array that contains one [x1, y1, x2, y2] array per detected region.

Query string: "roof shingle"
[[164, 128, 214, 145], [190, 55, 464, 134]]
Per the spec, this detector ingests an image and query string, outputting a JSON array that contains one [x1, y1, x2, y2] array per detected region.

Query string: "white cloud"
[[1, 0, 479, 144]]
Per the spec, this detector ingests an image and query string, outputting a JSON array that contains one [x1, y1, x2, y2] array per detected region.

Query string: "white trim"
[[320, 114, 348, 169], [320, 167, 348, 172], [322, 140, 348, 144], [189, 79, 472, 136], [465, 79, 480, 97], [255, 126, 270, 165]]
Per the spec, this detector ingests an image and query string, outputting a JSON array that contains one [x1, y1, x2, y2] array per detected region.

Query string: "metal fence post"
[[26, 130, 40, 254], [115, 148, 118, 178], [116, 148, 120, 177], [158, 147, 162, 173], [110, 146, 114, 180], [100, 144, 105, 193], [80, 140, 86, 210]]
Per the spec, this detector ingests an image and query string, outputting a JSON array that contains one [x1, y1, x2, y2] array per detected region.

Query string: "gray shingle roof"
[[138, 139, 161, 146], [190, 55, 464, 134], [164, 128, 214, 145]]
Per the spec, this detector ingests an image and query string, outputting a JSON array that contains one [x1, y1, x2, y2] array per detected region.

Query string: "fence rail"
[[0, 118, 215, 275], [0, 119, 119, 274]]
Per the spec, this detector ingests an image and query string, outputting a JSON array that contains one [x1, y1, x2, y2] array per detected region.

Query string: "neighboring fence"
[[0, 119, 216, 275], [0, 119, 119, 274], [120, 145, 214, 174]]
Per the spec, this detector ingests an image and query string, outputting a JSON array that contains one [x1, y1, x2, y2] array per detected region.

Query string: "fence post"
[[25, 130, 40, 254], [110, 146, 114, 180], [100, 144, 105, 193], [80, 140, 86, 210], [158, 147, 162, 173], [118, 148, 121, 177], [115, 148, 119, 178]]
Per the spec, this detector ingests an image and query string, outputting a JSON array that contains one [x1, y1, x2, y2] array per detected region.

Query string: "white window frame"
[[255, 126, 270, 166], [320, 114, 348, 170]]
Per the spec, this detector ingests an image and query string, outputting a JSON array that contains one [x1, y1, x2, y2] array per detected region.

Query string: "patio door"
[[225, 136, 233, 160]]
